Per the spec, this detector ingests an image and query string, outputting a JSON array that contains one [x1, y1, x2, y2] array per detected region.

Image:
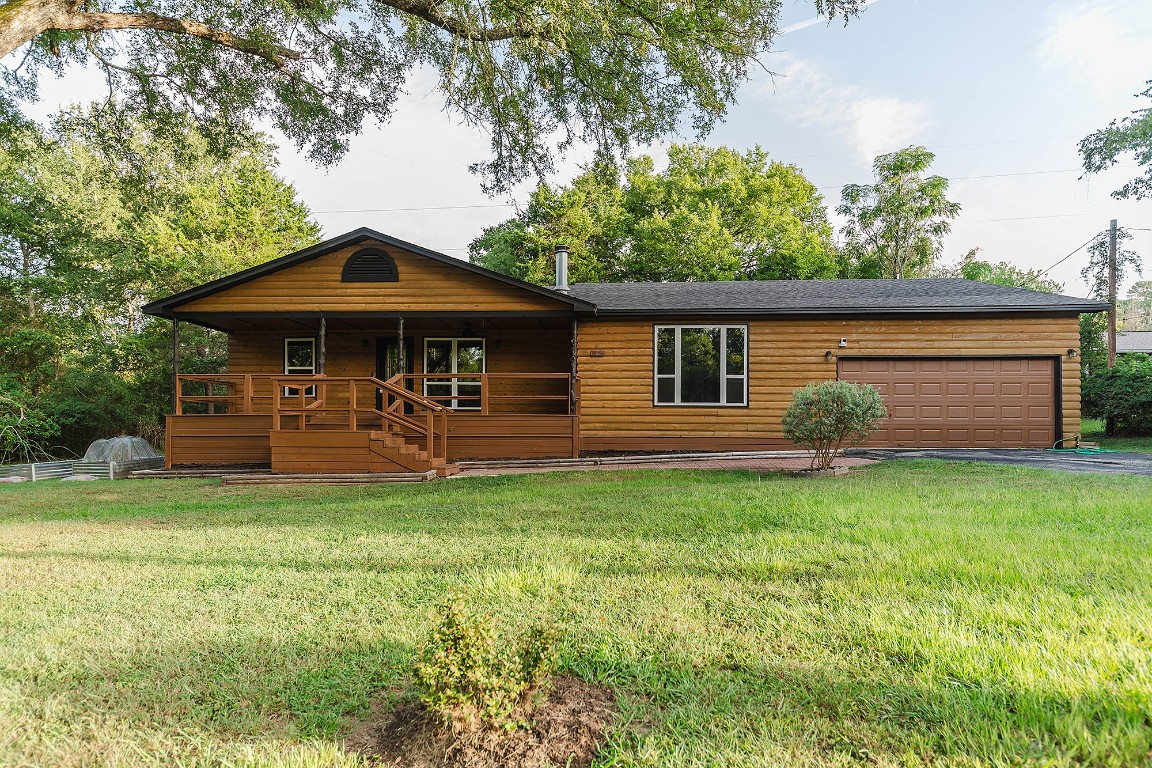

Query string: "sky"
[[24, 0, 1152, 297]]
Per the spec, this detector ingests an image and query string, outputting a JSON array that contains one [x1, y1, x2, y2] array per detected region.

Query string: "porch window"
[[424, 338, 485, 410], [654, 325, 747, 406], [284, 337, 316, 396]]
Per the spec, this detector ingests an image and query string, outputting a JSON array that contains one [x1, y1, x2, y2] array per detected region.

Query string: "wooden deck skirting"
[[166, 414, 274, 469], [166, 412, 578, 469]]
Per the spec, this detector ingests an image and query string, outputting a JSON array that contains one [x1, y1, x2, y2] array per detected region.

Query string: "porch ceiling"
[[174, 312, 578, 334]]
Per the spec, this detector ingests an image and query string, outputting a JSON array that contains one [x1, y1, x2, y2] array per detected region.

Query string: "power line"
[[313, 203, 515, 214], [775, 135, 1080, 162], [816, 165, 1135, 191], [965, 212, 1092, 224], [1041, 233, 1101, 275]]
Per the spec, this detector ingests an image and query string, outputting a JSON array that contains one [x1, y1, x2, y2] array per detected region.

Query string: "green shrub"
[[413, 594, 557, 732], [1082, 354, 1152, 436], [782, 380, 887, 470], [0, 379, 59, 464]]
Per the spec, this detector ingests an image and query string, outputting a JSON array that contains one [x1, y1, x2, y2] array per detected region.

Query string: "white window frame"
[[283, 337, 316, 397], [423, 337, 487, 411], [653, 325, 748, 407]]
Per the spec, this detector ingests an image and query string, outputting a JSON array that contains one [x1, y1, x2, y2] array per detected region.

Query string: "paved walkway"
[[850, 448, 1152, 476], [454, 455, 876, 477]]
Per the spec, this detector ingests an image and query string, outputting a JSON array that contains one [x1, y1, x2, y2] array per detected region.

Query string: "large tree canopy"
[[0, 109, 320, 454], [469, 144, 840, 284], [0, 0, 861, 192], [1079, 80, 1152, 201], [838, 146, 961, 279]]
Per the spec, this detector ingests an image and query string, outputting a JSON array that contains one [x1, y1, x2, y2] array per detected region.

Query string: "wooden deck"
[[167, 373, 579, 472]]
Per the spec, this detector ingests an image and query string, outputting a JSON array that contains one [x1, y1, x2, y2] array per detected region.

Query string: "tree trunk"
[[19, 239, 36, 322]]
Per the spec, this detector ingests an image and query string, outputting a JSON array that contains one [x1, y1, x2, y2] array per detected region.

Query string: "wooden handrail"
[[270, 375, 449, 462], [393, 372, 572, 415]]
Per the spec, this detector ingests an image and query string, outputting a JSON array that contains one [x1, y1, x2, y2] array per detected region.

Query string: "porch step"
[[221, 471, 436, 486], [453, 450, 816, 471]]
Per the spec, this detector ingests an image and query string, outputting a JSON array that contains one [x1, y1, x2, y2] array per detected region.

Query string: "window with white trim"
[[284, 337, 316, 396], [424, 338, 485, 410], [654, 325, 747, 406]]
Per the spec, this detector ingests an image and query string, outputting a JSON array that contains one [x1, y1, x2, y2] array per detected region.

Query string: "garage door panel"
[[841, 357, 1056, 448]]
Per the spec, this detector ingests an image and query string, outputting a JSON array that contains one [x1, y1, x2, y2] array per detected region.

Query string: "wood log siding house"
[[142, 228, 1109, 474]]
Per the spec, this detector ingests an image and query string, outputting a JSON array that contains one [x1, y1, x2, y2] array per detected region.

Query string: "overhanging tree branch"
[[0, 0, 301, 65]]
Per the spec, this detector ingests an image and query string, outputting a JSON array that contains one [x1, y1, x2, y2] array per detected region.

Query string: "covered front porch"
[[166, 313, 581, 473]]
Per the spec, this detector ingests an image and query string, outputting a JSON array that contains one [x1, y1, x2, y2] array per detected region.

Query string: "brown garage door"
[[838, 357, 1056, 448]]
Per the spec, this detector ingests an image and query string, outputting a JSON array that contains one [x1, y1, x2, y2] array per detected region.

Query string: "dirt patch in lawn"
[[345, 676, 616, 768]]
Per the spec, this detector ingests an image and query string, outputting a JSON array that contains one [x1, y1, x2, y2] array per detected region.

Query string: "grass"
[[1080, 419, 1152, 453], [1, 461, 1150, 767]]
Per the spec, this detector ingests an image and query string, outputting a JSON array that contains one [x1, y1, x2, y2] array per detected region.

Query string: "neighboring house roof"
[[141, 227, 597, 318], [568, 279, 1109, 316], [1118, 331, 1152, 353]]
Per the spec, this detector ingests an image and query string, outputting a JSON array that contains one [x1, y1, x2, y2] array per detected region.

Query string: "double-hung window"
[[283, 337, 316, 397], [654, 325, 747, 406]]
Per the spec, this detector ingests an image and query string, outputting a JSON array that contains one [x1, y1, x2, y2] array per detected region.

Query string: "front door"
[[424, 338, 485, 410], [376, 336, 414, 411]]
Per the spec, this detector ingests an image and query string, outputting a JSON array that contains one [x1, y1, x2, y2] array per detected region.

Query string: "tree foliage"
[[932, 248, 1063, 293], [1080, 226, 1142, 300], [0, 0, 862, 192], [781, 380, 887, 471], [1079, 313, 1107, 380], [1119, 280, 1152, 331], [0, 109, 320, 454], [838, 146, 961, 279], [470, 144, 839, 284], [1082, 353, 1152, 436], [1079, 81, 1152, 201]]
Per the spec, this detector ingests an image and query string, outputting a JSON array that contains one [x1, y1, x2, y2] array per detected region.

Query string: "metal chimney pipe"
[[554, 244, 570, 292]]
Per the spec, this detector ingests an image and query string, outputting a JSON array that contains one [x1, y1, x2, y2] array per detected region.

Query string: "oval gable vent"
[[342, 248, 399, 282]]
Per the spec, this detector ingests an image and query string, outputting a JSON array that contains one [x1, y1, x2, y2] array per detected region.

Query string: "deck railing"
[[176, 372, 576, 416], [175, 374, 285, 414], [400, 373, 573, 415], [272, 376, 449, 462]]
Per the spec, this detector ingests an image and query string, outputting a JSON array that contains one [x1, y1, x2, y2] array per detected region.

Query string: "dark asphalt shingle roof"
[[567, 279, 1108, 316]]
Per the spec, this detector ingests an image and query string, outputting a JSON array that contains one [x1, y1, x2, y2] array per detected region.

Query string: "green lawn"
[[1080, 419, 1152, 453], [1, 462, 1150, 767]]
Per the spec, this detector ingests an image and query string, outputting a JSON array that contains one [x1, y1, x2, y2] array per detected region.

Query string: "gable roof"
[[141, 227, 596, 318], [1118, 331, 1152, 353], [568, 279, 1109, 316]]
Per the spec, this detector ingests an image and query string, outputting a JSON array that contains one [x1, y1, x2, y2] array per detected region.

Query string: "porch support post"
[[318, 315, 327, 374], [570, 316, 578, 416], [171, 317, 180, 414], [397, 316, 405, 375]]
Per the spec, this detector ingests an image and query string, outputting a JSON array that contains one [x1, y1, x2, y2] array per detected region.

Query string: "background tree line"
[[0, 107, 319, 460]]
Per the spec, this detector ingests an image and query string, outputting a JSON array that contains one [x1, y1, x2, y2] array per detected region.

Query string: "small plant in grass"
[[782, 380, 887, 470], [414, 593, 557, 733]]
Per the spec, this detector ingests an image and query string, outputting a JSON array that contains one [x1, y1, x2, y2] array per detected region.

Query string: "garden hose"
[[1049, 434, 1120, 454]]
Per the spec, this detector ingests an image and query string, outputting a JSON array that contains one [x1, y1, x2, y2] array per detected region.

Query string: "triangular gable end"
[[143, 228, 593, 317]]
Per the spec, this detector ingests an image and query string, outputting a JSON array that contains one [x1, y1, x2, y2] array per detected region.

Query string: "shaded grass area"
[[1081, 418, 1152, 453], [1, 461, 1150, 767]]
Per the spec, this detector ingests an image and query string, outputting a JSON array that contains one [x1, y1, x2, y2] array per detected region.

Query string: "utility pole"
[[1107, 218, 1118, 369]]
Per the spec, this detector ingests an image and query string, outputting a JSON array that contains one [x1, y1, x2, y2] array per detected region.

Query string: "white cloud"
[[752, 55, 932, 159], [1036, 0, 1152, 99]]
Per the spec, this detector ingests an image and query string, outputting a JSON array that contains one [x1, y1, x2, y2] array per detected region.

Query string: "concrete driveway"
[[849, 448, 1152, 476]]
